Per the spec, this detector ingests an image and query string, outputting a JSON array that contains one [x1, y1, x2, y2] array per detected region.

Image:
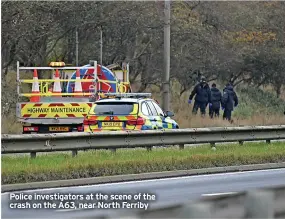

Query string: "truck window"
[[93, 102, 138, 115]]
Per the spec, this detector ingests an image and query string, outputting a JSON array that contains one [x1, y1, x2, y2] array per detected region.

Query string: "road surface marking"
[[202, 192, 238, 197]]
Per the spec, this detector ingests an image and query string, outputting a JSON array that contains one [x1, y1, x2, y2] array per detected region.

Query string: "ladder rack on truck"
[[16, 60, 132, 134]]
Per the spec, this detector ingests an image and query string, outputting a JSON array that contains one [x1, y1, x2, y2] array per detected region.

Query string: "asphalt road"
[[2, 168, 285, 218]]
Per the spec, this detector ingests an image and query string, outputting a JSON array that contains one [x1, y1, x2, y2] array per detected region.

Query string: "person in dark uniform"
[[209, 83, 222, 118], [221, 83, 238, 122], [188, 76, 211, 117]]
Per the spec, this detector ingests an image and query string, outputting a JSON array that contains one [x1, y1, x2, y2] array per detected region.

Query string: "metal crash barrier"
[[2, 125, 285, 158]]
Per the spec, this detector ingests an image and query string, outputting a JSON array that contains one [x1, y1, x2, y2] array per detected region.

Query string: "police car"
[[83, 93, 179, 132]]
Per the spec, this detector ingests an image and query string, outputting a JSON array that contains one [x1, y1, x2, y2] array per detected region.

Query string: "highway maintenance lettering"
[[20, 103, 93, 118], [27, 108, 87, 113]]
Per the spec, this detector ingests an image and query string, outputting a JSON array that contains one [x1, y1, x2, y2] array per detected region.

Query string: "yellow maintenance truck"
[[16, 61, 132, 133]]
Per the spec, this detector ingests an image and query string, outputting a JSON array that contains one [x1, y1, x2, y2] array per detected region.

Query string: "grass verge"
[[2, 142, 285, 185]]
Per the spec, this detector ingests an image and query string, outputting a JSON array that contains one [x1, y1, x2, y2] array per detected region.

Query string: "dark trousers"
[[192, 101, 207, 116], [209, 107, 220, 118], [223, 109, 232, 121]]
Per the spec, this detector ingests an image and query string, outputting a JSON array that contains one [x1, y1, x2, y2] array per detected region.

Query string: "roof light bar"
[[104, 93, 152, 98], [49, 62, 66, 67]]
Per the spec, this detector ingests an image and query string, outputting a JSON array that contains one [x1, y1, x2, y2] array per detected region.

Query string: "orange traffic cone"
[[74, 69, 83, 97], [53, 69, 62, 96], [30, 69, 40, 102]]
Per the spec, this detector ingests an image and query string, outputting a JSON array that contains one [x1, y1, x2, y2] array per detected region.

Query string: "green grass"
[[2, 142, 285, 185], [233, 87, 285, 119]]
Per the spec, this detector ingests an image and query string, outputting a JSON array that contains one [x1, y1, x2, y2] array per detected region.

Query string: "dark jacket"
[[210, 87, 222, 109], [189, 82, 211, 104], [221, 85, 238, 111]]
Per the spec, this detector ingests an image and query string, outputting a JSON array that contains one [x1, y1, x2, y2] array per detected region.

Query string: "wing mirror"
[[165, 111, 174, 117]]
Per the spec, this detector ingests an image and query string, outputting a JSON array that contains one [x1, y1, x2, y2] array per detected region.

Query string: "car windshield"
[[92, 102, 137, 115]]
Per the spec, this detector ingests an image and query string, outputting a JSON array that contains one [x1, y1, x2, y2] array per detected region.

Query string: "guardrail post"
[[244, 190, 274, 218], [266, 140, 271, 144], [177, 203, 212, 218], [179, 144, 184, 150], [147, 146, 152, 151], [210, 143, 216, 151], [30, 152, 36, 159], [239, 141, 244, 145], [72, 150, 78, 157], [110, 148, 116, 154]]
